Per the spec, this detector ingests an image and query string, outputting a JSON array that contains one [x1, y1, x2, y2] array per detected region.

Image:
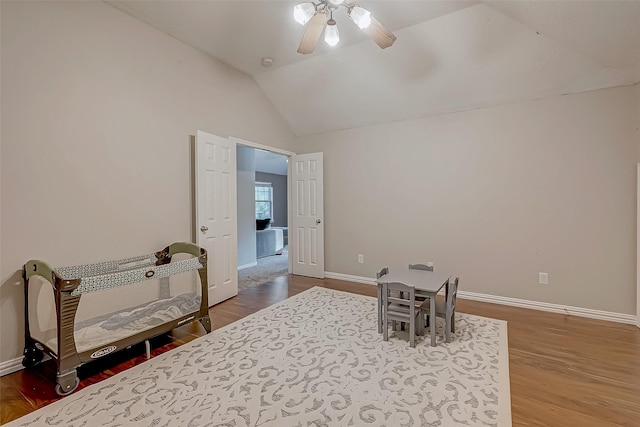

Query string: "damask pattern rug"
[[8, 287, 511, 427]]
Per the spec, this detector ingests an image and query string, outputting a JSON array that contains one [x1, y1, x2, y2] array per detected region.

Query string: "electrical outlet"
[[358, 254, 364, 264], [539, 272, 549, 285]]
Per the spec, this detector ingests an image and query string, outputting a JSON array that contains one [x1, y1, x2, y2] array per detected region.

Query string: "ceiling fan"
[[293, 0, 397, 54]]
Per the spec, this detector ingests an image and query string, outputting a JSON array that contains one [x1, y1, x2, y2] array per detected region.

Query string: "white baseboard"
[[0, 356, 23, 377], [325, 271, 376, 285], [458, 290, 636, 324], [324, 271, 637, 325], [238, 262, 258, 270]]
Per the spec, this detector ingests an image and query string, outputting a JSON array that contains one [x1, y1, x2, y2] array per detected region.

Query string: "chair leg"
[[429, 296, 437, 347], [377, 285, 382, 334], [382, 284, 389, 342], [445, 314, 452, 343], [451, 312, 455, 333], [409, 317, 415, 348]]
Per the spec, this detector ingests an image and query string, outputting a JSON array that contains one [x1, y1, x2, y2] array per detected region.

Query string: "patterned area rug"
[[7, 287, 511, 427], [238, 248, 289, 291]]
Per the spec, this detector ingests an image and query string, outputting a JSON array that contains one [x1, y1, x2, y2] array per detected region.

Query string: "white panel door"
[[291, 152, 324, 278], [195, 131, 238, 306]]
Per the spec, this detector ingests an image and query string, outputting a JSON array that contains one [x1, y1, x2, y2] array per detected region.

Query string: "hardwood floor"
[[1, 275, 639, 426]]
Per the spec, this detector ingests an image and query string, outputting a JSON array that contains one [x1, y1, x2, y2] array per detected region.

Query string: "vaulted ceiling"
[[108, 1, 640, 136]]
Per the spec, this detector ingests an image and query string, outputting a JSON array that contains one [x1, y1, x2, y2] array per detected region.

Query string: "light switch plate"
[[539, 272, 549, 285]]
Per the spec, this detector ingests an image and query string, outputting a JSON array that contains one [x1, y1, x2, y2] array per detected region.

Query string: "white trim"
[[238, 262, 258, 270], [325, 271, 637, 325], [636, 163, 639, 328], [458, 290, 637, 325], [287, 159, 292, 275], [0, 357, 23, 377], [325, 271, 376, 285], [230, 137, 296, 157]]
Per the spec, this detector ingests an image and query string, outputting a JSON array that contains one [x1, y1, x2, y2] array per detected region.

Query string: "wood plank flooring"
[[1, 275, 639, 426]]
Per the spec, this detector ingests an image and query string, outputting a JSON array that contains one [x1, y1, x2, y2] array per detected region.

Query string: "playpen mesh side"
[[69, 257, 203, 296], [44, 291, 202, 353]]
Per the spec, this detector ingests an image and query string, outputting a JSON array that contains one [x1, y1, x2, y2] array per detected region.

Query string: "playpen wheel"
[[55, 377, 80, 396], [21, 348, 44, 368]]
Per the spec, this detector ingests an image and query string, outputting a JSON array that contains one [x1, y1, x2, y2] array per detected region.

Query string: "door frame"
[[230, 137, 296, 275]]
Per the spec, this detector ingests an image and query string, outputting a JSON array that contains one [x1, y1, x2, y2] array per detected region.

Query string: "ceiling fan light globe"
[[294, 3, 316, 26], [349, 6, 371, 29], [327, 0, 345, 5], [324, 21, 339, 46]]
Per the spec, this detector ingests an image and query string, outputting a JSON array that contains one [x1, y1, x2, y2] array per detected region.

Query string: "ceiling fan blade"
[[362, 16, 397, 49], [297, 12, 327, 54]]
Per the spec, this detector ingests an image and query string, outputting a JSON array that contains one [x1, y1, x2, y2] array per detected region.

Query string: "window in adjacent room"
[[255, 182, 273, 220]]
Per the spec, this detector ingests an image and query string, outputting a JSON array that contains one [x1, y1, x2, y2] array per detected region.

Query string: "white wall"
[[636, 83, 640, 160], [0, 1, 295, 365], [297, 86, 638, 315], [237, 147, 257, 268], [0, 1, 3, 365], [637, 83, 640, 161]]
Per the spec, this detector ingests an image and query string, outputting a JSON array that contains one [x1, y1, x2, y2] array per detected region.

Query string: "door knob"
[[200, 226, 208, 232], [316, 219, 322, 224]]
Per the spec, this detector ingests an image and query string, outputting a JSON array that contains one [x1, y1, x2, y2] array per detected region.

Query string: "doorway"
[[236, 146, 290, 291], [195, 132, 324, 304]]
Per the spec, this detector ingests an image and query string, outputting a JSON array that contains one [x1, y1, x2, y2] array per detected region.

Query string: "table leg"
[[377, 284, 382, 334], [430, 294, 437, 346]]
